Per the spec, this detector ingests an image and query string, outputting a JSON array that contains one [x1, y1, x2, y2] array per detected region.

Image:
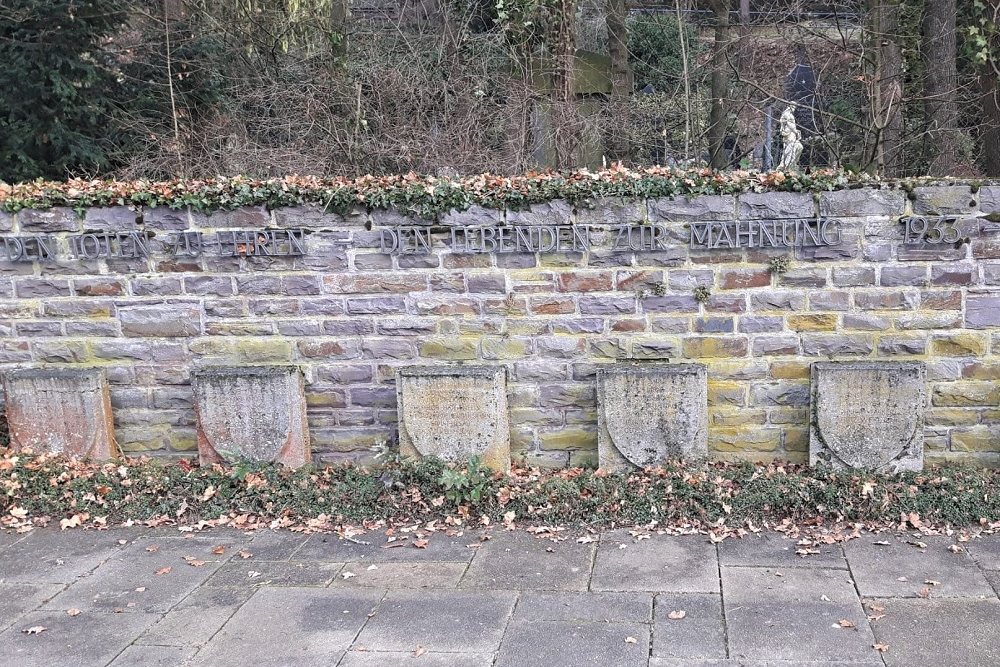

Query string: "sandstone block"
[[809, 361, 925, 471], [2, 368, 117, 460], [396, 366, 510, 471], [597, 363, 707, 471], [192, 366, 310, 467]]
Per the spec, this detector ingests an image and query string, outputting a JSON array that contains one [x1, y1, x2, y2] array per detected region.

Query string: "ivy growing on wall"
[[0, 165, 969, 218]]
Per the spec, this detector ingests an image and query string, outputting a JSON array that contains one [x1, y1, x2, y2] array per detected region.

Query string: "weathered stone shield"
[[192, 366, 310, 467], [810, 362, 925, 471], [597, 363, 707, 471], [3, 368, 117, 461], [396, 366, 510, 471]]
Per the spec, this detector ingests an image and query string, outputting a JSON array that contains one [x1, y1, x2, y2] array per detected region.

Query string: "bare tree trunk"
[[922, 0, 959, 175], [708, 0, 732, 169], [331, 0, 349, 65], [868, 0, 904, 177], [980, 72, 1000, 177], [551, 0, 579, 168], [605, 0, 632, 162]]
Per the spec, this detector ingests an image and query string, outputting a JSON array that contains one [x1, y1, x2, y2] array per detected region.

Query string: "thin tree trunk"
[[708, 0, 732, 169], [868, 0, 903, 177], [605, 0, 632, 162], [922, 0, 959, 175], [980, 72, 1000, 176], [551, 0, 579, 168]]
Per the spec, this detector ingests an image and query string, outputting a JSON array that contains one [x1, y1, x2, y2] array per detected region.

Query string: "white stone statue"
[[777, 106, 803, 171]]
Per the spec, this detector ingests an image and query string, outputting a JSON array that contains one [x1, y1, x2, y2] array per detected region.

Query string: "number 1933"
[[901, 216, 961, 244]]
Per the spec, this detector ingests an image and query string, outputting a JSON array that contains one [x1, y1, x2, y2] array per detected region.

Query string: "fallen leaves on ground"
[[22, 626, 46, 635], [873, 643, 889, 653], [154, 566, 171, 575], [412, 645, 427, 657], [624, 636, 638, 644], [66, 609, 81, 617], [667, 610, 686, 620]]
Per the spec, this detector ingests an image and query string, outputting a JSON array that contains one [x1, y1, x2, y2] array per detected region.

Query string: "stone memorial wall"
[[1, 184, 999, 468]]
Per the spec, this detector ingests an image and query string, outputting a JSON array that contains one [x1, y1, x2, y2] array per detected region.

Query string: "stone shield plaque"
[[597, 363, 708, 471], [3, 368, 117, 461], [193, 366, 310, 468], [809, 361, 925, 472], [396, 366, 510, 471]]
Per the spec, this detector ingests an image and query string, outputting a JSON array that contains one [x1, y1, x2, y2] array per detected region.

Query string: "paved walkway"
[[0, 527, 998, 667]]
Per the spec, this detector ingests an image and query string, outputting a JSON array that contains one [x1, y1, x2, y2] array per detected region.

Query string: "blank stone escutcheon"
[[809, 361, 925, 472], [597, 363, 708, 471], [192, 366, 310, 467], [396, 366, 510, 471], [2, 368, 117, 460]]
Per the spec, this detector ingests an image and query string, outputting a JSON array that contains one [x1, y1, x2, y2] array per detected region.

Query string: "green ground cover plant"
[[0, 167, 962, 217], [2, 449, 997, 538]]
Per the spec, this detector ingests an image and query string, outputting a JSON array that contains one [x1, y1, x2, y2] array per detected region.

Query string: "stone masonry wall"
[[2, 185, 1000, 467]]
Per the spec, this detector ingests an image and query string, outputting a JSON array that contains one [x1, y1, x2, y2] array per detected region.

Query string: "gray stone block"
[[193, 366, 310, 467], [2, 368, 117, 460], [396, 366, 510, 471], [17, 207, 79, 232], [597, 363, 707, 471], [818, 188, 906, 217], [648, 195, 736, 222], [809, 361, 925, 471], [120, 303, 202, 337], [739, 192, 816, 219]]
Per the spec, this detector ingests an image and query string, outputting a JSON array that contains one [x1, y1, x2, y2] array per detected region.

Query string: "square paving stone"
[[0, 529, 27, 552], [652, 593, 726, 659], [354, 589, 516, 653], [0, 583, 64, 630], [722, 567, 877, 662], [843, 535, 994, 598], [108, 644, 197, 666], [648, 661, 884, 666], [0, 609, 159, 667], [240, 529, 311, 561], [295, 532, 475, 563], [42, 533, 245, 613], [0, 528, 132, 584], [591, 532, 719, 593], [495, 620, 650, 667], [137, 586, 255, 647], [333, 562, 466, 588], [718, 534, 846, 569], [205, 560, 342, 588], [339, 651, 493, 666], [190, 587, 383, 667], [514, 591, 652, 623], [869, 597, 1000, 667], [966, 534, 1000, 570], [459, 532, 593, 591]]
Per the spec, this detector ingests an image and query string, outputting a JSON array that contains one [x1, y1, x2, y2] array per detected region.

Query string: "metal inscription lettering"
[[901, 216, 961, 244]]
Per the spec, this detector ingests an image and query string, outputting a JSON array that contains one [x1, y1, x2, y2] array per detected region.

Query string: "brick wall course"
[[2, 188, 1000, 467]]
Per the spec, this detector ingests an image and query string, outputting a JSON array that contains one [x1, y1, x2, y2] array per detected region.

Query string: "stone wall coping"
[[193, 365, 301, 379], [398, 365, 506, 379], [811, 361, 926, 372], [597, 362, 707, 376], [4, 367, 105, 382]]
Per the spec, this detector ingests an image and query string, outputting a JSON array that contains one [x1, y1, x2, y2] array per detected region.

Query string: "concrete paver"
[[495, 619, 650, 667], [722, 567, 878, 663], [41, 533, 244, 613], [0, 583, 64, 630], [188, 587, 382, 667], [460, 531, 593, 591], [333, 561, 467, 589], [652, 593, 726, 660], [591, 532, 719, 593], [513, 591, 652, 622], [718, 534, 846, 570], [354, 589, 516, 653], [0, 527, 998, 666], [0, 609, 159, 667], [843, 535, 995, 598], [869, 597, 1000, 667]]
